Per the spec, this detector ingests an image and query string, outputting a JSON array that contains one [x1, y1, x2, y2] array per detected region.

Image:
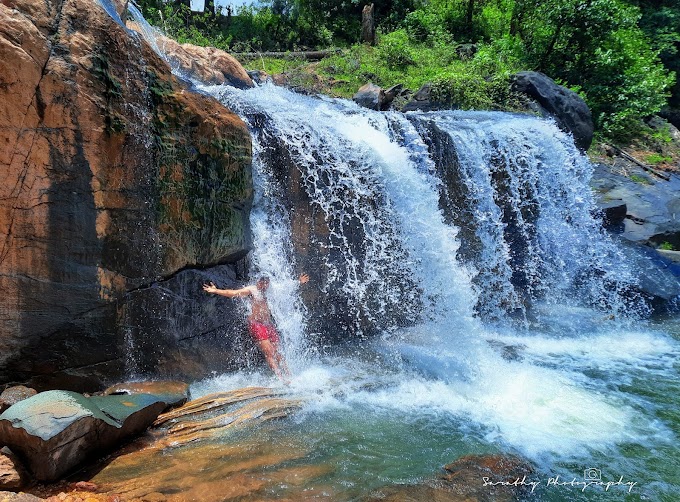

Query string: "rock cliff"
[[0, 0, 253, 390]]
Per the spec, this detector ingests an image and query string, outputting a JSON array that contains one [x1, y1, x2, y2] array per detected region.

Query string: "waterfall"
[[211, 84, 643, 338]]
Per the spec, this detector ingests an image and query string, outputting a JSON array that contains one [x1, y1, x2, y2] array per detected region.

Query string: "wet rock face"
[[0, 0, 252, 390], [103, 380, 190, 409], [511, 71, 594, 151], [591, 163, 680, 312]]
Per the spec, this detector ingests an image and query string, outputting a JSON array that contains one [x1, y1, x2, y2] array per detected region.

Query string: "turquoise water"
[[190, 314, 680, 501]]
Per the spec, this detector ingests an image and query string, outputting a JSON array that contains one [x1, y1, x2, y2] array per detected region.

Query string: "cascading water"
[[120, 13, 680, 500]]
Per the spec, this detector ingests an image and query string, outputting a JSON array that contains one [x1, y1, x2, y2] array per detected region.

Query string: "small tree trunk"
[[205, 0, 216, 17], [361, 3, 375, 46], [466, 0, 475, 31]]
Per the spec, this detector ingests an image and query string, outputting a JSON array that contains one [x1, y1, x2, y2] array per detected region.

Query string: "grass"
[[646, 153, 673, 165]]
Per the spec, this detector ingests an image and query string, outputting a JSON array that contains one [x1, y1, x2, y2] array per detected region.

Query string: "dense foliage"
[[134, 0, 678, 142]]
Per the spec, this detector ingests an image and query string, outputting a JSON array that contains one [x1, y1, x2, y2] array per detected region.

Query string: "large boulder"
[[353, 83, 385, 111], [0, 0, 253, 391], [127, 22, 254, 89], [402, 83, 446, 112], [0, 390, 167, 482], [511, 71, 594, 151]]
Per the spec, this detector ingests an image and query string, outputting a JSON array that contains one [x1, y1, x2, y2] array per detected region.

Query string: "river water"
[[120, 7, 680, 499]]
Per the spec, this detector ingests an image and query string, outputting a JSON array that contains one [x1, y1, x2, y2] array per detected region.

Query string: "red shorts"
[[249, 321, 280, 344]]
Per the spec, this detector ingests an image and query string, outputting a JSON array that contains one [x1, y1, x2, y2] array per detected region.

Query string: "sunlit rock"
[[103, 381, 191, 410], [0, 390, 167, 482], [0, 0, 252, 391]]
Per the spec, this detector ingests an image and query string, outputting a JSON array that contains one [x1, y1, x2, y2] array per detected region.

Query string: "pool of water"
[[170, 313, 680, 501]]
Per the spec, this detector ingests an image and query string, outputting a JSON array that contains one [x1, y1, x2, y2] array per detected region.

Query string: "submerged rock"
[[511, 71, 594, 151], [367, 454, 535, 502], [0, 390, 166, 482]]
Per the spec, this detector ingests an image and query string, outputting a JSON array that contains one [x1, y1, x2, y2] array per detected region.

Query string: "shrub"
[[377, 30, 416, 69]]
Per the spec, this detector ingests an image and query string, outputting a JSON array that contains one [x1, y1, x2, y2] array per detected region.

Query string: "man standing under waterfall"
[[202, 274, 309, 383]]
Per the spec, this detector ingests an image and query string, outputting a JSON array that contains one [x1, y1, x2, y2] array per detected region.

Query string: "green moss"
[[146, 69, 175, 107], [92, 50, 127, 136], [91, 52, 122, 101], [659, 241, 675, 251]]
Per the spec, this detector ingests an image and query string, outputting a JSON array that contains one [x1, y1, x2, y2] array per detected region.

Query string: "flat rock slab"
[[592, 164, 680, 247], [103, 381, 190, 409], [0, 390, 167, 482]]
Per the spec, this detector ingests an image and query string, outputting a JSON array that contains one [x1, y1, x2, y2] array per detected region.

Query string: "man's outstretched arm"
[[203, 282, 252, 298]]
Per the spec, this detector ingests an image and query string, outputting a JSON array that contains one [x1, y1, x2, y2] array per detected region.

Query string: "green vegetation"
[[133, 0, 679, 143], [659, 241, 675, 251], [646, 153, 672, 165]]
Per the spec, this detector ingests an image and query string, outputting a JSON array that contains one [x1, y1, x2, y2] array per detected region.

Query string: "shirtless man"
[[202, 274, 309, 382]]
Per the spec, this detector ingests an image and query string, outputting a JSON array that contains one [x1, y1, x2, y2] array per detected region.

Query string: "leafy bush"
[[377, 30, 416, 69]]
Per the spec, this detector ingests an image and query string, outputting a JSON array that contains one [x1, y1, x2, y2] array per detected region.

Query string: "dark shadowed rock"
[[353, 83, 385, 110], [659, 108, 680, 131], [0, 390, 167, 482], [598, 200, 627, 230], [0, 387, 36, 414], [511, 71, 594, 151], [103, 381, 190, 409], [401, 83, 447, 112], [455, 43, 477, 60]]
